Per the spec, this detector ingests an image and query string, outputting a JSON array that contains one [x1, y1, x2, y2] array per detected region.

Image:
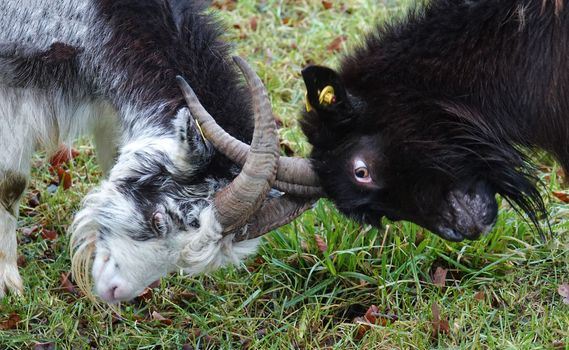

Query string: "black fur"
[[301, 0, 568, 241], [93, 0, 253, 178]]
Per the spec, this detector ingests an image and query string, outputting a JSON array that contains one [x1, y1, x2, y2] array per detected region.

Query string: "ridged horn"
[[177, 56, 278, 232]]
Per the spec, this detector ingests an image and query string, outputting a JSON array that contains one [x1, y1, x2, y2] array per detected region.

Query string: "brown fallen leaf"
[[327, 35, 347, 53], [60, 272, 76, 294], [354, 305, 397, 340], [249, 16, 258, 31], [432, 267, 447, 288], [431, 303, 450, 338], [314, 234, 328, 253], [322, 1, 333, 9], [49, 144, 79, 167], [61, 170, 72, 190], [41, 229, 58, 241], [22, 225, 40, 240], [151, 311, 173, 326], [474, 291, 485, 301], [552, 191, 569, 203], [33, 343, 56, 350], [0, 312, 21, 330], [558, 283, 569, 304], [211, 0, 236, 11], [137, 287, 153, 302], [17, 255, 27, 268], [247, 256, 266, 273], [28, 192, 41, 208]]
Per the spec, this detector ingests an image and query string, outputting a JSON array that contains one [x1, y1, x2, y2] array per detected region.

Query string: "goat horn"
[[177, 56, 278, 232], [234, 195, 315, 242], [178, 57, 324, 198]]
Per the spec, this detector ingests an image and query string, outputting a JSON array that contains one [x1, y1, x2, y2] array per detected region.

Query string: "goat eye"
[[151, 210, 169, 236], [353, 159, 372, 183], [355, 167, 369, 178]]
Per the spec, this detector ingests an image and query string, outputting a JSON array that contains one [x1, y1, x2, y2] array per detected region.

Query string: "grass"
[[1, 0, 568, 348]]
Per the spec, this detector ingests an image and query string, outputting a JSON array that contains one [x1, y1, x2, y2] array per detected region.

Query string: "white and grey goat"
[[0, 0, 321, 303]]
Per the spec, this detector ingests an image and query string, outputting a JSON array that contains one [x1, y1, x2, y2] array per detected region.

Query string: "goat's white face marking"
[[71, 111, 259, 303]]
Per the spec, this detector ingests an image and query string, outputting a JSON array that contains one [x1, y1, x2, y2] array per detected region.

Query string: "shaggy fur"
[[301, 0, 568, 241], [0, 0, 259, 302]]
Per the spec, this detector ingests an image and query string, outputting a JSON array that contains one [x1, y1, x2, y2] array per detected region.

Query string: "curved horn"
[[177, 56, 279, 232], [234, 195, 315, 242], [177, 58, 324, 198]]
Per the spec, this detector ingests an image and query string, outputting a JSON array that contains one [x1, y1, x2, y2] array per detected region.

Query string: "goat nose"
[[99, 284, 120, 303], [110, 285, 119, 299]]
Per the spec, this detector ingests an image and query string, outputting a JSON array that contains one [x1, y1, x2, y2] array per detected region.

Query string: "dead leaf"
[[49, 145, 79, 167], [174, 291, 197, 304], [0, 312, 21, 330], [137, 287, 153, 302], [211, 0, 236, 11], [474, 291, 485, 301], [17, 255, 27, 268], [51, 166, 72, 190], [249, 17, 258, 31], [314, 234, 327, 253], [61, 170, 72, 190], [151, 311, 173, 326], [354, 305, 397, 340], [322, 1, 333, 9], [21, 225, 40, 242], [431, 303, 450, 338], [353, 316, 370, 340], [60, 272, 76, 294], [28, 192, 41, 208], [33, 343, 56, 350], [327, 35, 347, 53], [247, 256, 265, 272], [41, 229, 58, 241], [558, 283, 569, 304], [432, 267, 447, 288], [552, 191, 569, 203], [552, 341, 566, 350]]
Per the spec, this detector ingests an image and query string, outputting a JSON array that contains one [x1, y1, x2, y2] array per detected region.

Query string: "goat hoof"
[[0, 262, 23, 298]]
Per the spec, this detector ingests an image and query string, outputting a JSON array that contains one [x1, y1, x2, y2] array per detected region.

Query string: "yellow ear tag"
[[305, 92, 313, 112], [318, 85, 336, 106]]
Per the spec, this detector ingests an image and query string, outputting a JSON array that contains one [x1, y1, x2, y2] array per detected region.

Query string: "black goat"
[[300, 0, 568, 241]]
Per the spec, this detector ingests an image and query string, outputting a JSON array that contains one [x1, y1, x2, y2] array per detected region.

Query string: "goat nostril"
[[110, 285, 119, 299]]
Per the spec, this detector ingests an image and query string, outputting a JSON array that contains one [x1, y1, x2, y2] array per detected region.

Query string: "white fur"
[[0, 206, 22, 297], [74, 181, 259, 303], [0, 85, 117, 297], [1, 0, 260, 302]]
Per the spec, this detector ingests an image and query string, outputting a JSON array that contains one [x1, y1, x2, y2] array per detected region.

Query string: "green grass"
[[1, 1, 568, 348]]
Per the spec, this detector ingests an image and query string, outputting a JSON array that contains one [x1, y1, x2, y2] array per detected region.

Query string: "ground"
[[0, 0, 568, 349]]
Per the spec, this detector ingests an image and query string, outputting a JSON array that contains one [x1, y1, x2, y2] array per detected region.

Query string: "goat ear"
[[173, 108, 212, 170], [301, 65, 349, 114]]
